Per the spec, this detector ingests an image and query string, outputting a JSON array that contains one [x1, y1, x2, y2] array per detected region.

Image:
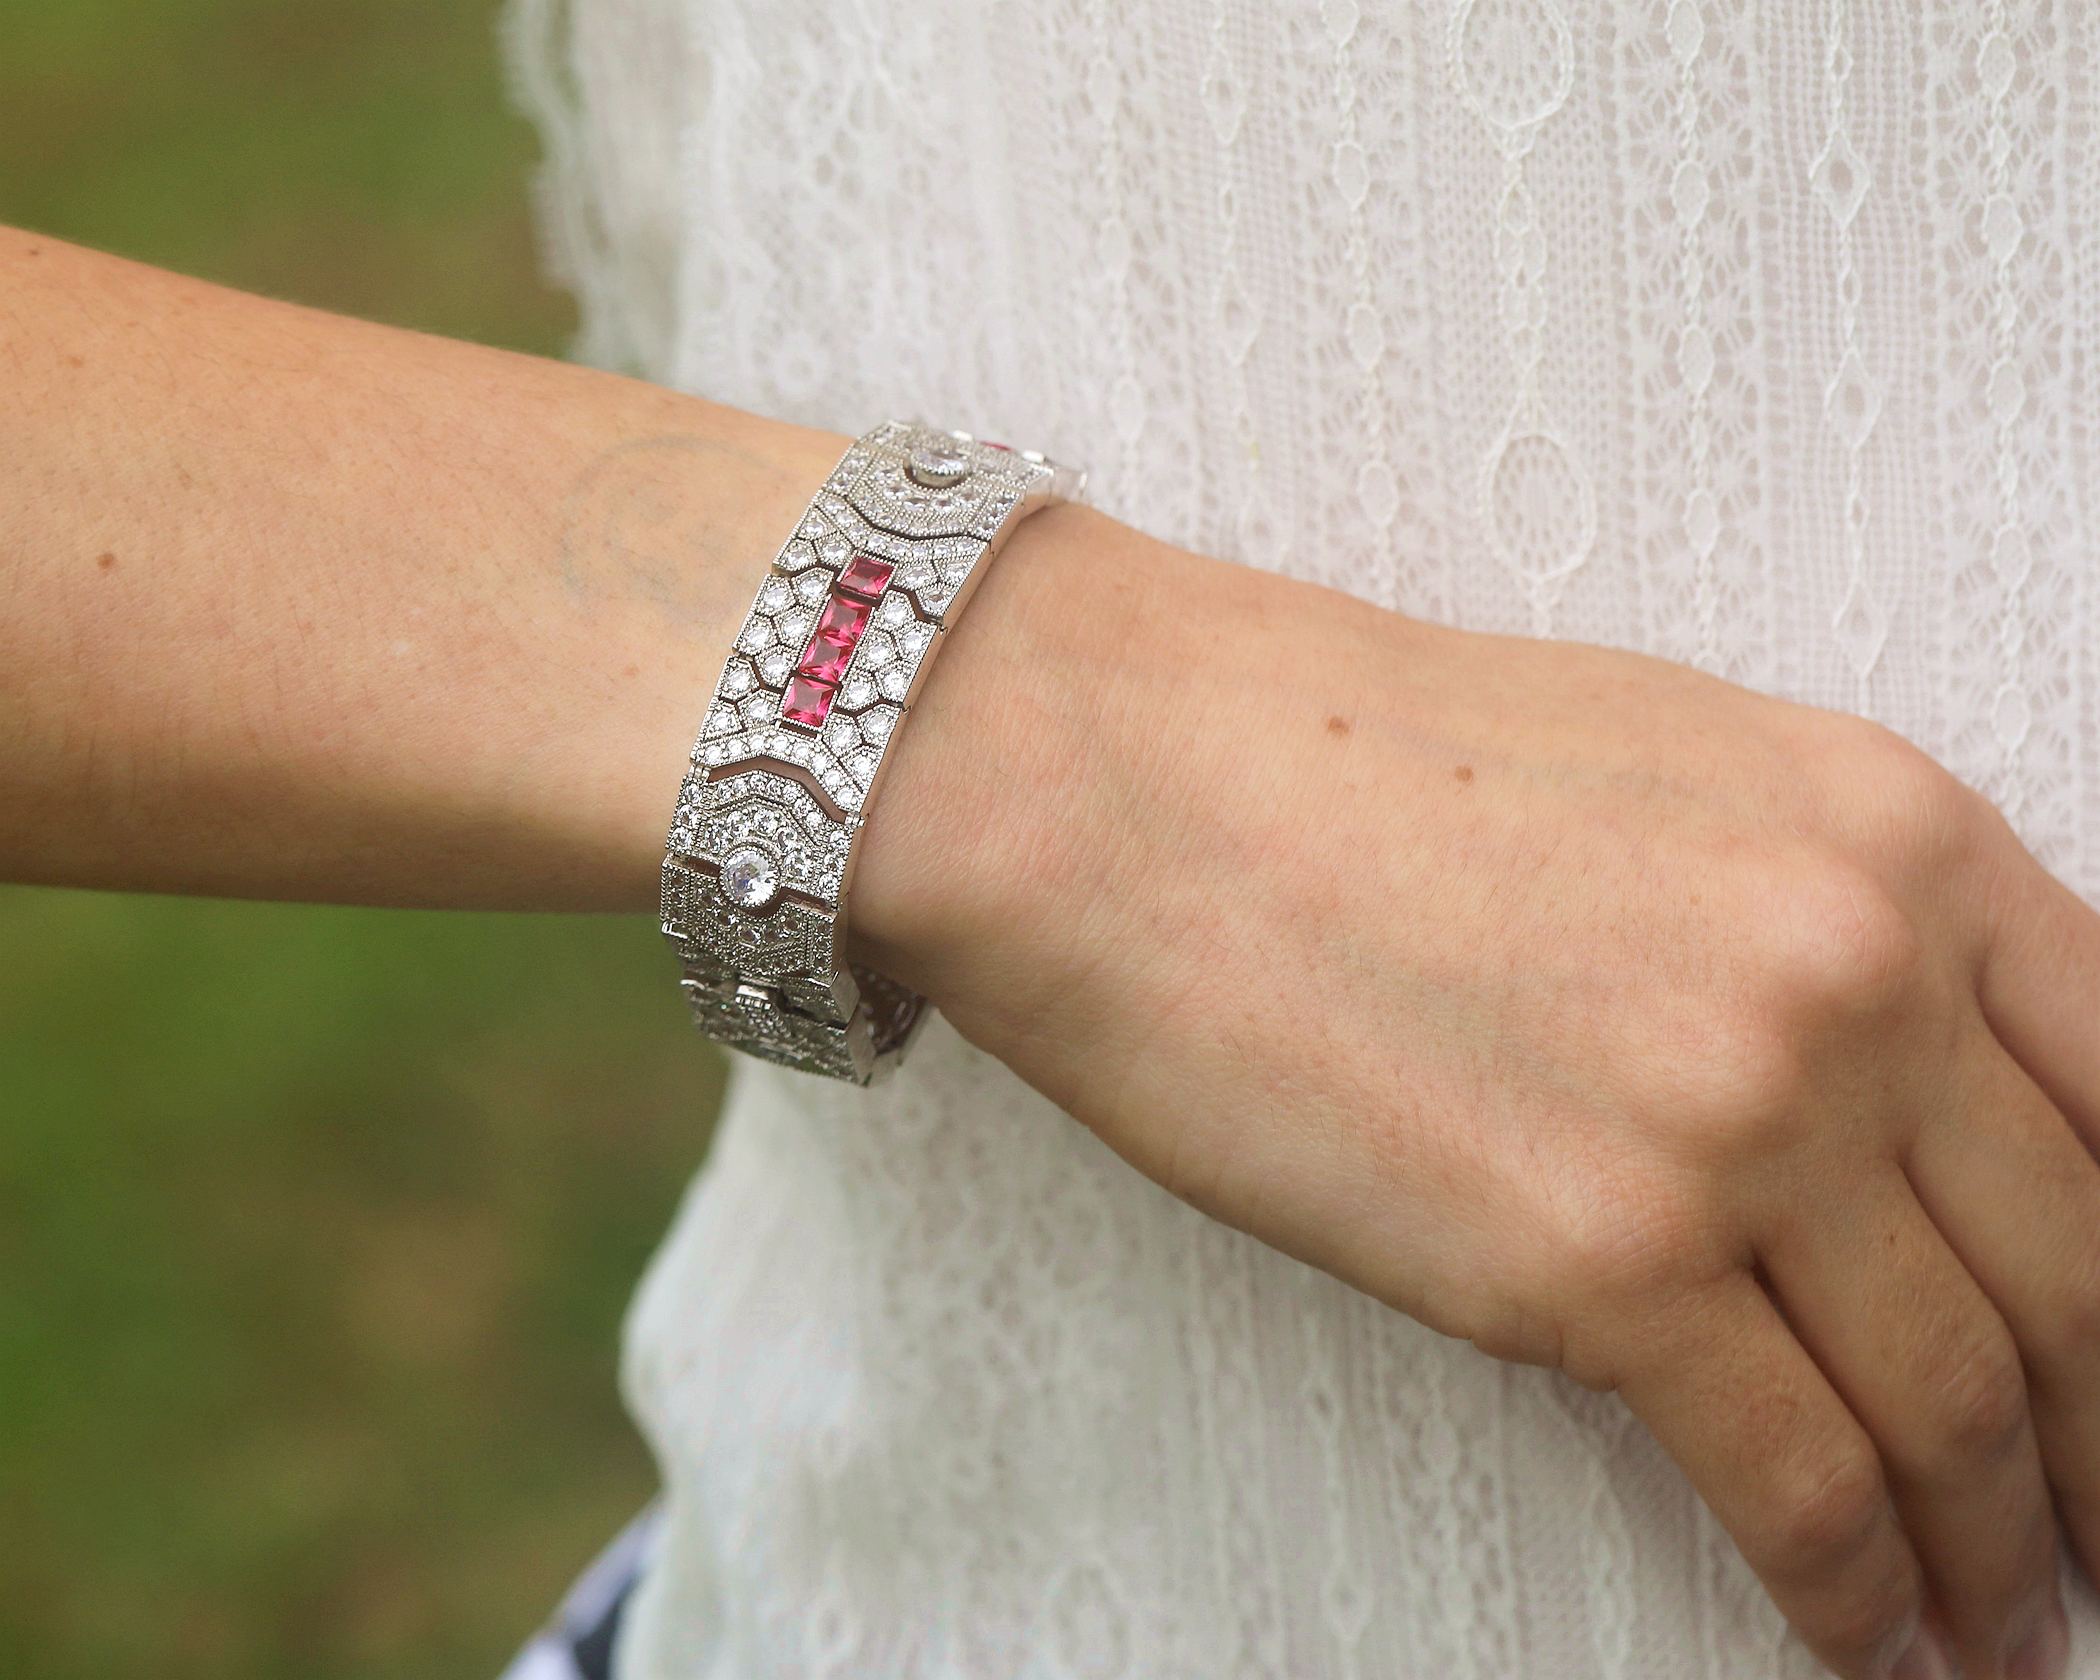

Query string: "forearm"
[[0, 227, 850, 909]]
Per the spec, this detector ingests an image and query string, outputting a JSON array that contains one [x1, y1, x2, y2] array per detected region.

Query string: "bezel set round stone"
[[719, 844, 782, 912], [906, 445, 972, 489]]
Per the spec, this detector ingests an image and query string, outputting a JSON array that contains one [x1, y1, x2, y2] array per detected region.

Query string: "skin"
[[6, 227, 2099, 1680]]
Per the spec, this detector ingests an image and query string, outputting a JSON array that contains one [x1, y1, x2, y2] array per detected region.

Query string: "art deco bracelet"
[[659, 421, 1086, 1085]]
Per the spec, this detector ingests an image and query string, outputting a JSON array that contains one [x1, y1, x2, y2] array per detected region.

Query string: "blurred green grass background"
[[0, 3, 725, 1676]]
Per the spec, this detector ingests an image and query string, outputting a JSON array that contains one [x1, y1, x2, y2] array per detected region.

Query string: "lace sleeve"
[[501, 0, 692, 380]]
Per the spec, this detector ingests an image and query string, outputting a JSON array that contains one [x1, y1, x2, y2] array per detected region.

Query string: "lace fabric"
[[506, 1, 2100, 1674]]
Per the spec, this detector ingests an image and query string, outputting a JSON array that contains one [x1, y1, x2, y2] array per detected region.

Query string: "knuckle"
[[1836, 718, 1996, 875], [1877, 725, 1992, 839], [1760, 1444, 1892, 1576], [1691, 1010, 1812, 1135], [1926, 1336, 2031, 1465], [1555, 1228, 1670, 1320], [1754, 859, 1927, 1022], [1539, 1163, 1724, 1313], [1803, 1568, 1922, 1670], [1647, 1004, 1818, 1165], [1653, 856, 1942, 1163]]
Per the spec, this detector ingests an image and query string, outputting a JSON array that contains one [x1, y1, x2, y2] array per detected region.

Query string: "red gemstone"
[[815, 594, 871, 644], [837, 554, 895, 599], [781, 675, 835, 729], [795, 634, 851, 685]]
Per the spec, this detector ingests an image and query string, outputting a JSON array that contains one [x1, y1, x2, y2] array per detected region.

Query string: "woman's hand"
[[858, 507, 2100, 1680]]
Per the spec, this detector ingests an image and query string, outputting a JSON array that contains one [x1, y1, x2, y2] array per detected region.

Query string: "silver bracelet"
[[659, 421, 1085, 1084]]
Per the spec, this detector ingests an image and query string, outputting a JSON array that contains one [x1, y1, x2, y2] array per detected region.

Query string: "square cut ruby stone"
[[781, 674, 836, 729], [795, 634, 851, 685], [837, 555, 895, 599], [814, 594, 870, 644]]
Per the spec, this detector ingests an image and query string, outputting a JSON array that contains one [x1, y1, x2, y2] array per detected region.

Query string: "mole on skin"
[[1453, 765, 1474, 784], [96, 553, 116, 571], [1326, 715, 1350, 737]]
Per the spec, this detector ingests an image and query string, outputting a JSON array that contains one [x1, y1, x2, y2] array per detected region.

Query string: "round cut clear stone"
[[720, 846, 779, 909]]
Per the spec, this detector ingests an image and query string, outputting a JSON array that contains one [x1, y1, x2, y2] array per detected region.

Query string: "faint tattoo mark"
[[558, 434, 746, 628]]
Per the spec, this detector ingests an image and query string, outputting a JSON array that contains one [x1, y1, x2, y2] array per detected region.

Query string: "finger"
[[1977, 853, 2100, 1146], [1909, 1031, 2100, 1651], [1758, 1159, 2060, 1680], [1616, 1271, 1932, 1678]]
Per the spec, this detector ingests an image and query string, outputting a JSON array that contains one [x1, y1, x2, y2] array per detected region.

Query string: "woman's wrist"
[[842, 501, 1273, 1057], [842, 500, 1144, 994]]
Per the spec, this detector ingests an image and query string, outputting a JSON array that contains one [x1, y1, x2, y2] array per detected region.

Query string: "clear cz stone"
[[719, 846, 780, 909], [906, 446, 972, 489]]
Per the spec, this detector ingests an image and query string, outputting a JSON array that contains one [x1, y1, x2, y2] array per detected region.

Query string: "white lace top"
[[508, 0, 2100, 1673]]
